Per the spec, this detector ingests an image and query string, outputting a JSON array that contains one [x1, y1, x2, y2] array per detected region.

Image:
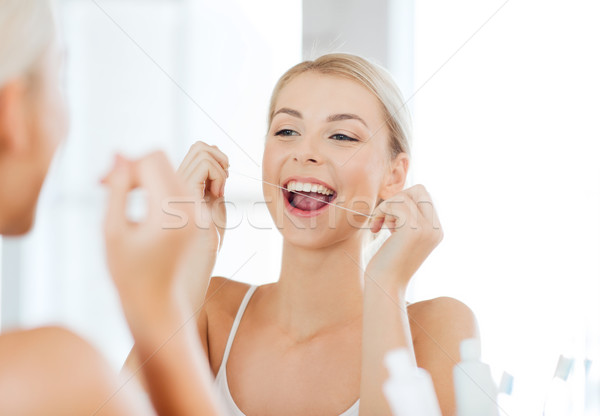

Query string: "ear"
[[379, 152, 410, 200], [0, 78, 31, 154]]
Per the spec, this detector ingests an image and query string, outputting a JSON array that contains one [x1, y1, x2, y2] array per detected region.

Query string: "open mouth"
[[282, 179, 337, 214]]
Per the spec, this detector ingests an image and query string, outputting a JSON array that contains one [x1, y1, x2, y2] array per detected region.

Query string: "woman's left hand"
[[102, 152, 215, 322], [365, 184, 443, 290]]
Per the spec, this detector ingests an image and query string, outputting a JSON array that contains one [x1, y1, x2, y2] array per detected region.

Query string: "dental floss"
[[228, 169, 374, 219]]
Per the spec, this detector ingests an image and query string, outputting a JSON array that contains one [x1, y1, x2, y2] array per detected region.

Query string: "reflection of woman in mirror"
[[128, 53, 480, 415], [0, 2, 220, 415]]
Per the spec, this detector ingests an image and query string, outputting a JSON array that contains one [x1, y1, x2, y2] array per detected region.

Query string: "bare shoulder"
[[199, 276, 254, 375], [0, 327, 101, 382], [408, 297, 478, 341], [203, 276, 253, 316], [407, 296, 479, 362], [0, 326, 91, 363], [407, 297, 479, 414], [1, 327, 145, 415]]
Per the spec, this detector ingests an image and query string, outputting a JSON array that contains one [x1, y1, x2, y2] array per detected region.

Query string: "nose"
[[292, 135, 322, 165], [294, 154, 318, 164]]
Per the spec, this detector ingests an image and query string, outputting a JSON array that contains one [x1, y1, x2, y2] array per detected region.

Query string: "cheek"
[[31, 89, 65, 161], [261, 141, 284, 198], [46, 84, 68, 149], [342, 160, 386, 218], [37, 59, 69, 152], [261, 140, 286, 179], [345, 155, 385, 195]]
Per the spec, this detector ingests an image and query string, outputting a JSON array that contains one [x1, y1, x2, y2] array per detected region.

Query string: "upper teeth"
[[286, 181, 334, 195]]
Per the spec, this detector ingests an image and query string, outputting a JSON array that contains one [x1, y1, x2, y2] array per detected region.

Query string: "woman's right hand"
[[177, 141, 229, 198], [177, 141, 228, 247], [176, 141, 229, 308]]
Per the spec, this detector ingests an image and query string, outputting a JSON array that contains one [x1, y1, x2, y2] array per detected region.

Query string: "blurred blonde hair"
[[0, 0, 55, 87], [267, 53, 412, 159]]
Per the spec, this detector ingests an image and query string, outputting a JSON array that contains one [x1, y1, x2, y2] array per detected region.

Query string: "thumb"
[[104, 156, 134, 235]]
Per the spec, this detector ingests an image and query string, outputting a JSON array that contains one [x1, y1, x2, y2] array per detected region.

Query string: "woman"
[[0, 1, 220, 415], [129, 54, 480, 415]]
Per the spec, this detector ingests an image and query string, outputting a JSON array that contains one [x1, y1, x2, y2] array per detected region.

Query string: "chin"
[[280, 223, 351, 251]]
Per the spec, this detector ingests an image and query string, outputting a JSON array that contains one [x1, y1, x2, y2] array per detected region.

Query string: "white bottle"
[[453, 338, 499, 416], [383, 348, 442, 416], [584, 359, 599, 415], [497, 371, 514, 416], [543, 355, 575, 416], [585, 322, 600, 416]]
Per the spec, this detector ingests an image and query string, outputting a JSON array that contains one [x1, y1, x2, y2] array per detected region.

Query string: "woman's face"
[[0, 38, 68, 235], [262, 71, 394, 248]]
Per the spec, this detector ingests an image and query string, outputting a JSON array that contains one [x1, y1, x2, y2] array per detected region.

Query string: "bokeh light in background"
[[0, 1, 598, 414]]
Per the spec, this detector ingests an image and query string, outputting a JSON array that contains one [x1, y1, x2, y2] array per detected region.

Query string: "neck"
[[270, 234, 366, 340]]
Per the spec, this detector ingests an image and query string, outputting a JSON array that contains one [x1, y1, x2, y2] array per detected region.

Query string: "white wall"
[[303, 0, 390, 63], [411, 0, 600, 413]]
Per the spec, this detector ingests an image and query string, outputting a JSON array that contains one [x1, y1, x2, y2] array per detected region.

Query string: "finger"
[[178, 141, 229, 175], [184, 158, 227, 198], [103, 156, 135, 234], [371, 195, 418, 232], [404, 185, 441, 230], [182, 155, 226, 183], [177, 141, 209, 175], [369, 202, 391, 233], [404, 185, 433, 215], [370, 216, 385, 233], [203, 158, 225, 198], [131, 152, 188, 221], [370, 197, 407, 231], [207, 144, 230, 173], [181, 152, 228, 186]]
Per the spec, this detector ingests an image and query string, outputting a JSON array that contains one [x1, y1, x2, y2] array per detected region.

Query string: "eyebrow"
[[273, 107, 302, 119], [273, 107, 369, 128], [326, 113, 368, 128]]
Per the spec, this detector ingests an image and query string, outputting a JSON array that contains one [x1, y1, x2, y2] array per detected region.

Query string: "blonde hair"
[[267, 53, 412, 159], [0, 0, 55, 87]]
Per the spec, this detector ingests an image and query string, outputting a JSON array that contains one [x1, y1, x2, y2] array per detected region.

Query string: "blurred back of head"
[[0, 0, 54, 86], [0, 0, 61, 236]]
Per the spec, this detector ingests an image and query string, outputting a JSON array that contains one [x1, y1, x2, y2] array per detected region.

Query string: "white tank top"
[[214, 285, 360, 416]]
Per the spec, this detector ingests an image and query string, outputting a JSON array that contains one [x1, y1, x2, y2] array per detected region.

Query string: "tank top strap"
[[218, 285, 258, 372]]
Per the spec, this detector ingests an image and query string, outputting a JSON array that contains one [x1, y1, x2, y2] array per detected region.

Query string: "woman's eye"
[[330, 133, 358, 142], [275, 129, 299, 137]]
